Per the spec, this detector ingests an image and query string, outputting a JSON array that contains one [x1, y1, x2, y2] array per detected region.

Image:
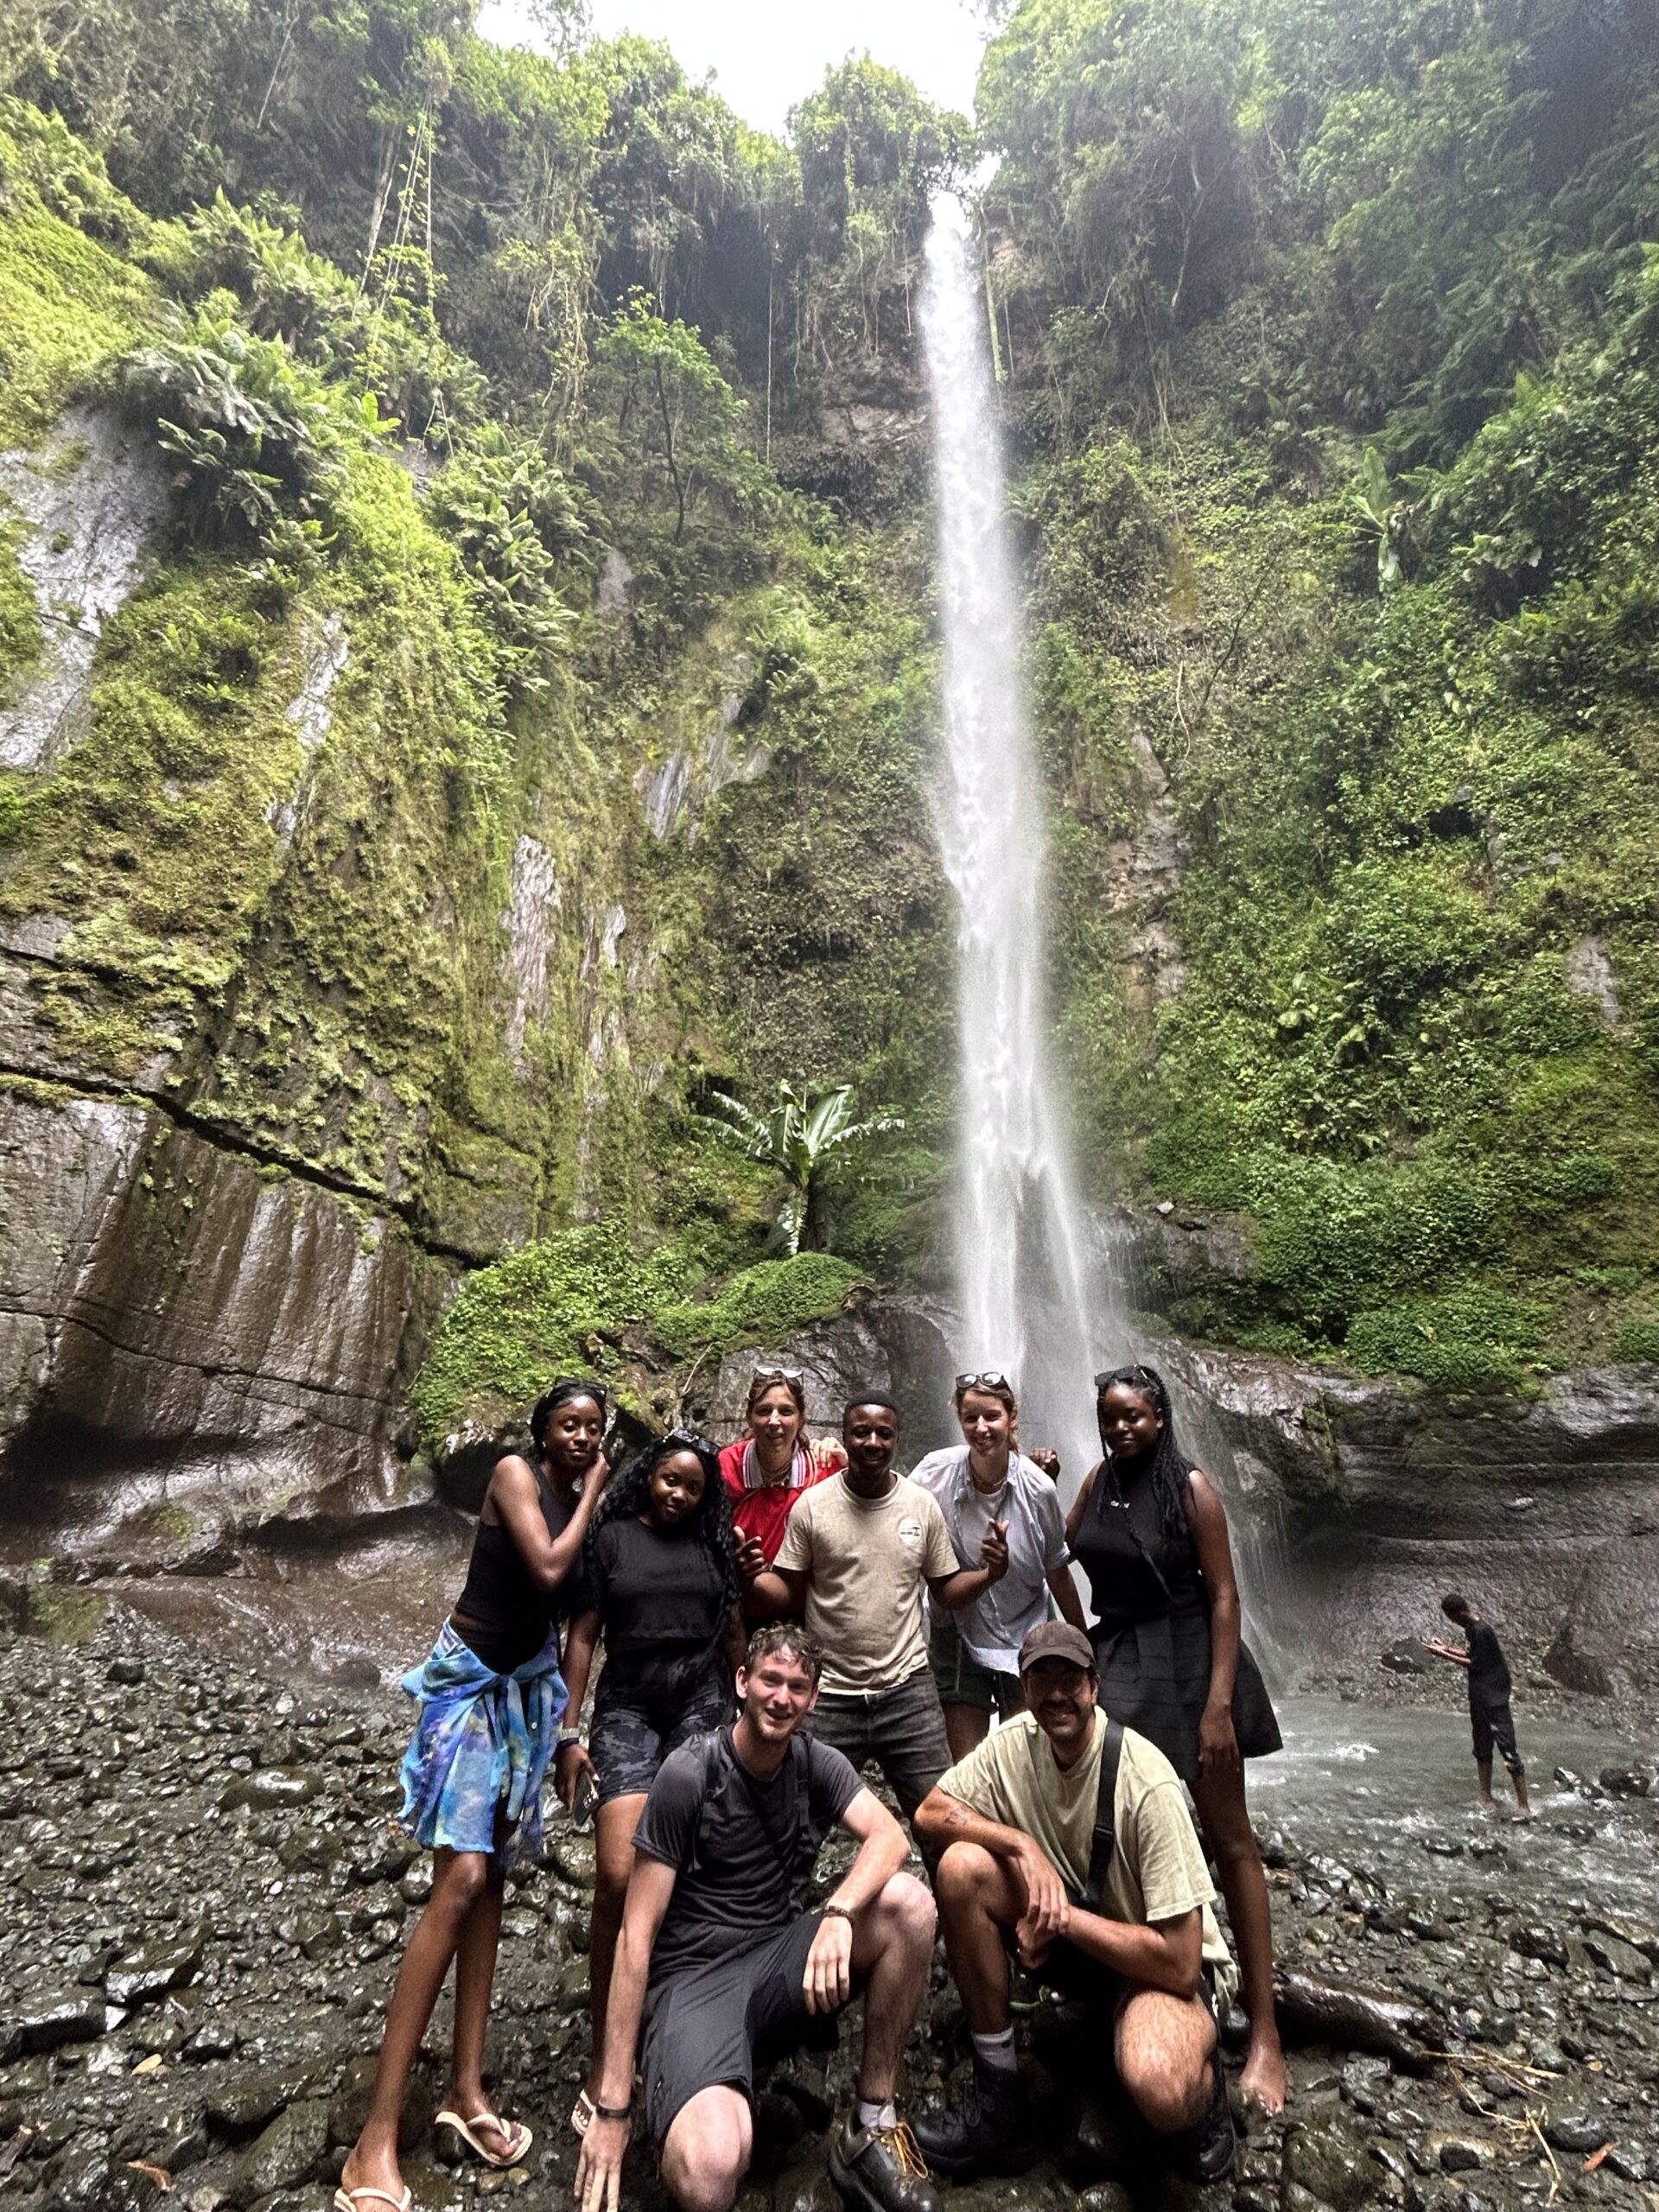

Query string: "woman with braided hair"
[[1065, 1363, 1286, 2115], [555, 1429, 747, 2140], [337, 1378, 611, 2212]]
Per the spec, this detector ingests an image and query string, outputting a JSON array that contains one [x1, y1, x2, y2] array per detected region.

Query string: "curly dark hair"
[[1093, 1362, 1194, 1565], [584, 1428, 739, 1624]]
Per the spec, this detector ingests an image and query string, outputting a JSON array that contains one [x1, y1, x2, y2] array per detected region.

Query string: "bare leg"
[[445, 1823, 514, 2148], [1477, 1758, 1498, 1810], [933, 1842, 1027, 2033], [661, 2085, 753, 2212], [584, 1791, 647, 2094], [1510, 1767, 1531, 1816], [1115, 1987, 1216, 2133], [1192, 1764, 1286, 2116], [341, 1847, 489, 2202], [849, 1873, 937, 2101], [943, 1702, 990, 1763]]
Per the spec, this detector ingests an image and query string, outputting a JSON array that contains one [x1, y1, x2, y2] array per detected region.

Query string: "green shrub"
[[1345, 1287, 1547, 1392], [425, 429, 588, 696], [410, 1234, 861, 1446], [121, 301, 346, 548], [652, 1254, 862, 1358], [1611, 1317, 1659, 1365]]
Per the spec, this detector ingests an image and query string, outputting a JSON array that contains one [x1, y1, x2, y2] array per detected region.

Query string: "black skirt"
[[1091, 1604, 1281, 1788]]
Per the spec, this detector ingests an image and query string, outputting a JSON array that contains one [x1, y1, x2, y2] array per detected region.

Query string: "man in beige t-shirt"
[[912, 1622, 1237, 2186], [745, 1394, 1009, 1842]]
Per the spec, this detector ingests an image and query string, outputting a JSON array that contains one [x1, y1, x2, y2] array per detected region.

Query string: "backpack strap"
[[678, 1726, 731, 1875], [1080, 1717, 1125, 1911]]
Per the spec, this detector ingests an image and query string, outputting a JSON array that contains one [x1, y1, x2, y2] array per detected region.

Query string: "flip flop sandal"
[[435, 2109, 532, 2169], [333, 2189, 412, 2212], [570, 2088, 597, 2139]]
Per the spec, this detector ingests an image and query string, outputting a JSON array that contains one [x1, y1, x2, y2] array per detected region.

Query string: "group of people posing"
[[335, 1361, 1287, 2212]]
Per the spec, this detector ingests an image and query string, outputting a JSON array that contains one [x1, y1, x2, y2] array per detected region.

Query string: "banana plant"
[[696, 1081, 904, 1255]]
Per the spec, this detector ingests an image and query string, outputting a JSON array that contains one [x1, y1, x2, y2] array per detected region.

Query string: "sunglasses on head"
[[753, 1364, 804, 1387], [1094, 1364, 1162, 1394], [956, 1370, 1012, 1393]]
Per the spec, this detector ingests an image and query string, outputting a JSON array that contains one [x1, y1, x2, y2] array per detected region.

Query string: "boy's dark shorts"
[[641, 1913, 841, 2144], [1471, 1699, 1524, 1775]]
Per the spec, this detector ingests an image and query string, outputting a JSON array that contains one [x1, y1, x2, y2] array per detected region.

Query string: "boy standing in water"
[[1427, 1592, 1531, 1817]]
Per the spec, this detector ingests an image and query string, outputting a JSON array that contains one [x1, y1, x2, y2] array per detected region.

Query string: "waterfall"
[[921, 194, 1104, 1476]]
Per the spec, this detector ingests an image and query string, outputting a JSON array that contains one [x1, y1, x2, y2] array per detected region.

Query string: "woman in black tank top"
[[340, 1380, 612, 2211], [1065, 1363, 1286, 2118]]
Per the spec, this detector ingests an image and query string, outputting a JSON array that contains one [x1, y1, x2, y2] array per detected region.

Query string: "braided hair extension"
[[584, 1427, 741, 1624], [1094, 1362, 1194, 1564]]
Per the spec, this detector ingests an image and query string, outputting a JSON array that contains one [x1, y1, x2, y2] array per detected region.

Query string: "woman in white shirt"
[[910, 1371, 1087, 1759]]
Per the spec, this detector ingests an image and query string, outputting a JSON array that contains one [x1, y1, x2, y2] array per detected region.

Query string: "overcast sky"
[[475, 0, 989, 137]]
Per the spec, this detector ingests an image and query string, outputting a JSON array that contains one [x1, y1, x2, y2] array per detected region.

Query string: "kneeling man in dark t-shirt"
[[575, 1623, 942, 2212]]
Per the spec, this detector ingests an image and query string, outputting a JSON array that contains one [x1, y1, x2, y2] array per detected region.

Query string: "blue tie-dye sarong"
[[397, 1620, 567, 1862]]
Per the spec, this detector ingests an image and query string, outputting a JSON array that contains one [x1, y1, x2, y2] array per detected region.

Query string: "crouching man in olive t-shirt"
[[574, 1623, 942, 2212], [912, 1623, 1238, 2186]]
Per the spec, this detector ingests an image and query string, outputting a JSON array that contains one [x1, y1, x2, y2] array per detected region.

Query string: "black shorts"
[[1471, 1700, 1524, 1775], [641, 1914, 840, 2144], [589, 1645, 734, 1805], [1031, 1932, 1224, 2027]]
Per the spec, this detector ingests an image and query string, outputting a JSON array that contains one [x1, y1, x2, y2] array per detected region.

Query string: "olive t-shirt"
[[938, 1711, 1235, 1999], [774, 1474, 961, 1695]]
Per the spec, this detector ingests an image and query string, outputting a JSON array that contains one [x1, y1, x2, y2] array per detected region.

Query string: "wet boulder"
[[1283, 2117, 1374, 2212], [226, 2095, 330, 2202]]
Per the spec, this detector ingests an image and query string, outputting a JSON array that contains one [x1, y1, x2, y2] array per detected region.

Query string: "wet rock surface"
[[0, 1617, 1655, 2212]]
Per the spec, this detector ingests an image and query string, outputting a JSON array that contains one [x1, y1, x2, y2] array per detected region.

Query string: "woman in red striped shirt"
[[720, 1365, 845, 1600]]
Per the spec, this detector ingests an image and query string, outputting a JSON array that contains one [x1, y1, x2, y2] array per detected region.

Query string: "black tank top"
[[452, 1465, 588, 1675], [1071, 1459, 1205, 1637]]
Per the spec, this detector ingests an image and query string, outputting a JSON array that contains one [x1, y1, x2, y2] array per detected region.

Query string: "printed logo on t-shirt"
[[898, 1516, 924, 1548]]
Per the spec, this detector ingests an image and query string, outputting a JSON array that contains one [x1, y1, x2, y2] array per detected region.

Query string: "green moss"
[[0, 99, 152, 442], [26, 1584, 107, 1645], [652, 1253, 863, 1358], [0, 525, 42, 695]]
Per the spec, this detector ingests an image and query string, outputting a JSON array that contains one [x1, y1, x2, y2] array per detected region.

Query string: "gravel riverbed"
[[1, 1614, 1656, 2212]]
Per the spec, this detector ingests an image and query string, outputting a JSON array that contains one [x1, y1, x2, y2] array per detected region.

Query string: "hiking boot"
[[827, 2112, 941, 2212], [910, 2060, 1037, 2182], [1170, 2048, 1236, 2185]]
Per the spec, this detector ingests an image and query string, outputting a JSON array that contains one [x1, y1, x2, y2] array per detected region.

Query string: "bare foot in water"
[[1240, 2038, 1288, 2117]]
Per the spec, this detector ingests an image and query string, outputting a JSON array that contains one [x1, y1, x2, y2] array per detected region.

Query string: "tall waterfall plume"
[[921, 194, 1102, 1461]]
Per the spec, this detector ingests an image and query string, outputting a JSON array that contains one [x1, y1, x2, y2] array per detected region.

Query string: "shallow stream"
[[1257, 1694, 1659, 1916]]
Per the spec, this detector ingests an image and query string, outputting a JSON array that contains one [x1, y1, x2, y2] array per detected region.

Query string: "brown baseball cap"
[[1017, 1621, 1096, 1675]]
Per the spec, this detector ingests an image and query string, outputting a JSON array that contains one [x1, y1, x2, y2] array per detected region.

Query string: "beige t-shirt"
[[937, 1711, 1235, 1996], [774, 1473, 960, 1695]]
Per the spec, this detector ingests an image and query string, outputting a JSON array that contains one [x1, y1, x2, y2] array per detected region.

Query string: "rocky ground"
[[1, 1612, 1656, 2212]]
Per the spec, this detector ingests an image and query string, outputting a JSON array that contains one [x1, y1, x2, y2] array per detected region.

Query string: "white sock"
[[855, 2097, 897, 2132], [973, 2027, 1018, 2075]]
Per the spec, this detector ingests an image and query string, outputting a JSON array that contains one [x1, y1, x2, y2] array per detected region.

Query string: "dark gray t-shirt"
[[632, 1727, 861, 1978], [1465, 1620, 1511, 1707]]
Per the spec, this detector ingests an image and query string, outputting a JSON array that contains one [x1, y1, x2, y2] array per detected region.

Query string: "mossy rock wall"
[[0, 106, 953, 1531]]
